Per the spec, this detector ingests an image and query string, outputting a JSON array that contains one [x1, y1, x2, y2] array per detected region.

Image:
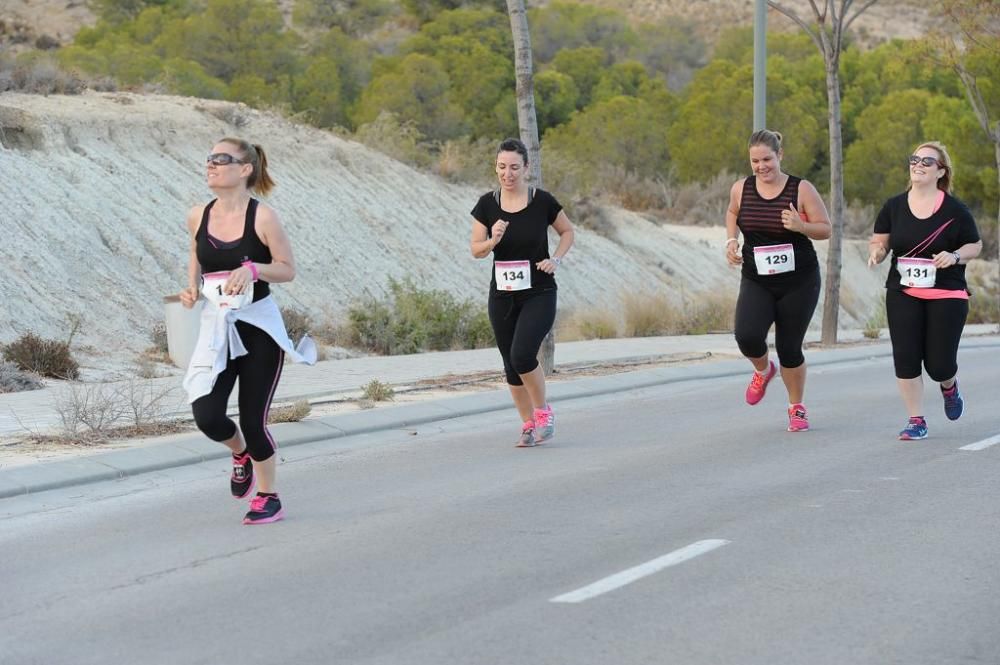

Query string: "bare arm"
[[867, 232, 890, 267], [470, 218, 508, 259], [725, 180, 743, 266], [785, 180, 832, 240], [252, 205, 296, 283], [180, 206, 203, 308], [537, 211, 575, 274]]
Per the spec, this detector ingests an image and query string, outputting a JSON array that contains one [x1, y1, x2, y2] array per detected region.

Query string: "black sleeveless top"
[[736, 175, 819, 284], [196, 198, 272, 301]]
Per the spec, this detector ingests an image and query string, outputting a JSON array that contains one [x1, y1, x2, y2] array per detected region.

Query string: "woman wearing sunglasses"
[[867, 141, 982, 441], [180, 138, 315, 524], [724, 129, 832, 433]]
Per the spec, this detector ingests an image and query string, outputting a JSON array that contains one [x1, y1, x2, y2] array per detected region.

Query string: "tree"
[[934, 0, 1000, 263], [506, 0, 554, 373], [768, 0, 880, 344]]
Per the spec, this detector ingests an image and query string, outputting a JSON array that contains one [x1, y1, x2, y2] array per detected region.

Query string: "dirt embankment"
[[0, 91, 891, 363]]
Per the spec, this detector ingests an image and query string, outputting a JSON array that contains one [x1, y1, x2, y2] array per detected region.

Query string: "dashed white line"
[[549, 539, 730, 604], [959, 434, 1000, 451]]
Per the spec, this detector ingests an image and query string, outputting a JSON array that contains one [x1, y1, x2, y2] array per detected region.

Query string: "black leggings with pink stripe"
[[192, 321, 285, 462]]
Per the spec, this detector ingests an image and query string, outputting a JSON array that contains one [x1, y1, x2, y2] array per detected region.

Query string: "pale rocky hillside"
[[0, 91, 888, 363]]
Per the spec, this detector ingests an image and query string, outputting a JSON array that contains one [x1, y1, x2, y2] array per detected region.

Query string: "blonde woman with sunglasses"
[[180, 138, 315, 524], [867, 141, 982, 441]]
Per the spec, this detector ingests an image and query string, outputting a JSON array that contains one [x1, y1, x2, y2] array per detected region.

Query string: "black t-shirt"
[[471, 188, 563, 294], [874, 192, 980, 291], [736, 175, 819, 284]]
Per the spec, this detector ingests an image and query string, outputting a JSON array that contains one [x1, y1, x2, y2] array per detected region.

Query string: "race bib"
[[201, 271, 253, 309], [495, 260, 531, 291], [753, 243, 795, 275], [896, 257, 936, 288]]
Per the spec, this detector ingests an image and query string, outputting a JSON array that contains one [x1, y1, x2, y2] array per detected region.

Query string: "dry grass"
[[624, 291, 735, 336], [967, 259, 999, 324], [559, 309, 620, 341], [2, 332, 80, 380], [267, 399, 311, 424], [361, 378, 395, 402]]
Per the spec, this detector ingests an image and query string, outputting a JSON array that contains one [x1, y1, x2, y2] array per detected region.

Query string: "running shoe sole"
[[243, 509, 285, 525]]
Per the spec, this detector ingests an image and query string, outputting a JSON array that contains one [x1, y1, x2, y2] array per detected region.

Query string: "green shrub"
[[361, 378, 395, 402], [2, 333, 80, 380], [345, 279, 492, 354]]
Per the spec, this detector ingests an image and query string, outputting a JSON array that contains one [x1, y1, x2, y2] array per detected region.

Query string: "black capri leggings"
[[886, 288, 968, 380], [488, 289, 557, 385], [191, 321, 285, 462], [734, 268, 820, 369]]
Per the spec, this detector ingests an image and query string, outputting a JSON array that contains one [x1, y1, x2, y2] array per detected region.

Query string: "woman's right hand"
[[725, 241, 742, 266], [867, 245, 886, 268], [179, 285, 199, 309], [490, 219, 509, 247]]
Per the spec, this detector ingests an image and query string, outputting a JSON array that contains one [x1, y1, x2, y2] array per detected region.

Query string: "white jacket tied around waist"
[[183, 295, 317, 403]]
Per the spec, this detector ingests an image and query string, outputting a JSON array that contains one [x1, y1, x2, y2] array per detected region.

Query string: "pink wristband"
[[242, 260, 259, 282]]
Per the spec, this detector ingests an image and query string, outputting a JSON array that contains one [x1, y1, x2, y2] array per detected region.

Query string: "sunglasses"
[[908, 155, 941, 168], [207, 153, 247, 166]]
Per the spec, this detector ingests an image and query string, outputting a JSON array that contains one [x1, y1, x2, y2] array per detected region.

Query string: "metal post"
[[753, 0, 767, 130]]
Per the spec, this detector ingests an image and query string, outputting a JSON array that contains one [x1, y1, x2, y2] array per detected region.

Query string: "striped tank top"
[[736, 175, 818, 283]]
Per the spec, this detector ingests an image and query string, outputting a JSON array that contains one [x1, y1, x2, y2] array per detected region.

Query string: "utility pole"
[[753, 0, 767, 129]]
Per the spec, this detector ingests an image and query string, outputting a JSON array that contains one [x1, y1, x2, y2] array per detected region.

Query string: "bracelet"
[[552, 256, 562, 266], [242, 260, 259, 282], [952, 251, 961, 265], [724, 238, 739, 248]]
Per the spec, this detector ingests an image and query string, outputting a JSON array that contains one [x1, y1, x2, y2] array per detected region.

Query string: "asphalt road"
[[2, 346, 998, 665]]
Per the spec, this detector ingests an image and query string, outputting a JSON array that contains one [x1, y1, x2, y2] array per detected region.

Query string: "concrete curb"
[[2, 337, 997, 499]]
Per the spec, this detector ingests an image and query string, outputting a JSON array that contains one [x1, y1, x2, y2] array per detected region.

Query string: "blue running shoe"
[[941, 381, 964, 421], [898, 417, 928, 441]]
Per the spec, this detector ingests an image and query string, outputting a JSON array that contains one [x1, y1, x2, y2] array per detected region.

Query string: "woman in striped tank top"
[[724, 130, 832, 432]]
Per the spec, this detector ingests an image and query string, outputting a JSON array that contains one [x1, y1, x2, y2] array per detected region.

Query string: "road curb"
[[2, 338, 997, 499]]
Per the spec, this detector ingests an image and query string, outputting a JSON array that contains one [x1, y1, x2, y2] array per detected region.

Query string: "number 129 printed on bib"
[[753, 243, 795, 275]]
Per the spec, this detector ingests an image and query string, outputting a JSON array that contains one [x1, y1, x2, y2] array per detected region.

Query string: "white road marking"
[[550, 539, 730, 604], [959, 434, 1000, 451]]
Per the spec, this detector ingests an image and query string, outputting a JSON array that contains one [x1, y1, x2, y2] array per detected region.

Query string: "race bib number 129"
[[753, 243, 795, 275]]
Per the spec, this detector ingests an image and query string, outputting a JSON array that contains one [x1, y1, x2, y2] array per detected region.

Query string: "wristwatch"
[[552, 256, 562, 267], [951, 251, 961, 265]]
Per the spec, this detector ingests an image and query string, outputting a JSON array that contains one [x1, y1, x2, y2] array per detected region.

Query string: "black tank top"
[[196, 198, 272, 301], [736, 175, 818, 283]]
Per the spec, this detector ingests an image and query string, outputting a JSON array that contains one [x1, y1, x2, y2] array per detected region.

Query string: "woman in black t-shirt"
[[470, 138, 575, 447], [867, 141, 982, 441]]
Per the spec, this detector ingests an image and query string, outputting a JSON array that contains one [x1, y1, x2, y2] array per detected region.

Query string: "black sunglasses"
[[908, 155, 941, 168], [207, 153, 247, 166]]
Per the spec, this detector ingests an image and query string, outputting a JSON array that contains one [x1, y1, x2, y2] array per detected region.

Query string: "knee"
[[510, 350, 539, 377], [925, 359, 957, 383], [775, 344, 804, 368], [735, 330, 767, 359], [193, 408, 236, 442]]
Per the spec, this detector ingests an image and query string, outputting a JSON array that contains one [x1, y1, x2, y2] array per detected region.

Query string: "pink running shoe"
[[533, 405, 554, 443], [243, 494, 284, 525], [787, 404, 809, 432], [515, 420, 536, 447], [745, 360, 777, 405]]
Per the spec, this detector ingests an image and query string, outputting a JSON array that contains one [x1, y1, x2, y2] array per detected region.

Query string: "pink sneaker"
[[515, 420, 536, 447], [745, 360, 777, 405], [533, 405, 554, 443], [243, 494, 284, 525], [787, 404, 809, 432]]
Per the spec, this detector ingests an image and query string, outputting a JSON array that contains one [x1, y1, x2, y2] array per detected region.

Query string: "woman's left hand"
[[931, 251, 960, 269], [780, 203, 805, 233], [535, 258, 558, 274], [223, 265, 254, 295]]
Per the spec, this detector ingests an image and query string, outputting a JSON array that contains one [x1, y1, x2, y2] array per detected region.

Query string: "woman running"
[[867, 141, 982, 440], [725, 129, 832, 432], [180, 137, 315, 524], [470, 138, 575, 447]]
